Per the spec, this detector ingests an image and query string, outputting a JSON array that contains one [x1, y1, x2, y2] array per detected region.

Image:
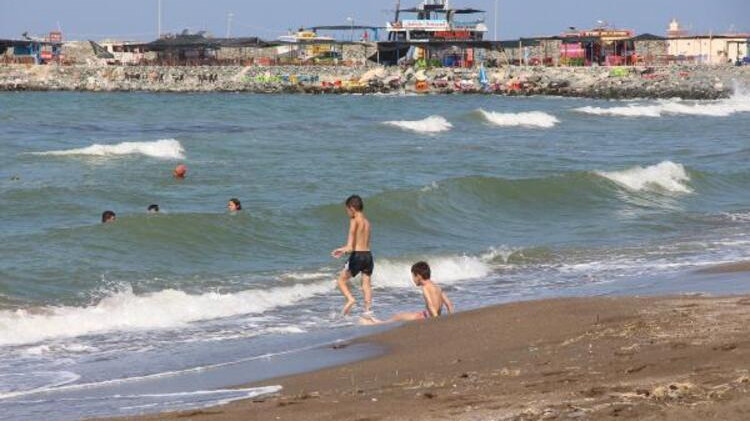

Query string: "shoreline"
[[114, 289, 750, 420], [2, 65, 748, 99]]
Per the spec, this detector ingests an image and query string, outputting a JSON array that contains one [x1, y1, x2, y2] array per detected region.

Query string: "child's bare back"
[[421, 280, 451, 318], [332, 195, 374, 316]]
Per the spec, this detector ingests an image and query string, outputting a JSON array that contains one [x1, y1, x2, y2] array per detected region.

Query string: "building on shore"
[[667, 35, 749, 64], [631, 33, 668, 65], [91, 33, 273, 66], [666, 19, 749, 65], [95, 40, 154, 65], [0, 32, 63, 64], [377, 0, 490, 66], [274, 27, 380, 66]]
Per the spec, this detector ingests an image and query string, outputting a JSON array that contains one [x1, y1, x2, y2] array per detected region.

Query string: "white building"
[[666, 19, 749, 64]]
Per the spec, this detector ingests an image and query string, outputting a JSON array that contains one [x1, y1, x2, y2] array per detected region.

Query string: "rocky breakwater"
[[408, 65, 749, 99], [0, 63, 748, 99], [0, 65, 369, 93], [484, 65, 749, 99]]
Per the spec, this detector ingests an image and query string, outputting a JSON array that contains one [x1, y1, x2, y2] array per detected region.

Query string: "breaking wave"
[[32, 139, 185, 160], [476, 109, 560, 128], [383, 115, 453, 133], [373, 254, 492, 289], [0, 282, 332, 346], [595, 161, 692, 194], [576, 92, 750, 118], [0, 252, 494, 346]]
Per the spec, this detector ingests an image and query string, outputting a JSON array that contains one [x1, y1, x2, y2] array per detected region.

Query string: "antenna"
[[226, 12, 234, 38]]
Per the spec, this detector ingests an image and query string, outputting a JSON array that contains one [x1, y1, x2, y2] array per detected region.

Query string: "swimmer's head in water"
[[173, 164, 187, 179], [148, 204, 160, 213], [411, 261, 431, 285], [345, 195, 363, 216], [102, 210, 116, 223], [228, 198, 242, 212]]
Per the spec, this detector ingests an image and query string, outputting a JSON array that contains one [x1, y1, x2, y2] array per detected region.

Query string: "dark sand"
[[117, 292, 750, 421]]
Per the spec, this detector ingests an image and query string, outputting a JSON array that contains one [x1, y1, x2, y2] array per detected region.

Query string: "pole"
[[494, 0, 499, 41], [157, 0, 162, 39], [226, 12, 234, 38]]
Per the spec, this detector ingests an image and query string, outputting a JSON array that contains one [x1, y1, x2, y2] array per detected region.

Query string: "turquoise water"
[[1, 91, 750, 419]]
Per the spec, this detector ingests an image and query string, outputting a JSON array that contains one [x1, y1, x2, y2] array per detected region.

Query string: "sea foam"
[[373, 254, 492, 289], [596, 161, 692, 193], [0, 252, 495, 346], [0, 282, 332, 346], [477, 109, 560, 128], [383, 115, 453, 133], [33, 139, 185, 160], [576, 92, 750, 118]]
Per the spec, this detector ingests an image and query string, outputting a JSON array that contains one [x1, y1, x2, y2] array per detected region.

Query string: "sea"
[[1, 89, 750, 420]]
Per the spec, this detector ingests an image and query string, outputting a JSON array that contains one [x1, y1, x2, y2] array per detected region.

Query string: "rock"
[[652, 382, 696, 400]]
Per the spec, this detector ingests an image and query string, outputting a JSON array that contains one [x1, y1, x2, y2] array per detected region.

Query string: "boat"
[[386, 0, 487, 43], [378, 0, 488, 65], [278, 30, 335, 44]]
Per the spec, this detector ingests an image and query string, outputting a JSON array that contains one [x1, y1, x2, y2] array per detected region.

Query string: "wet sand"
[[119, 292, 750, 421], [697, 261, 750, 274]]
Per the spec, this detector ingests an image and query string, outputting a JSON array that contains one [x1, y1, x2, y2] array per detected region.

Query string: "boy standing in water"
[[362, 261, 453, 324], [332, 195, 373, 316]]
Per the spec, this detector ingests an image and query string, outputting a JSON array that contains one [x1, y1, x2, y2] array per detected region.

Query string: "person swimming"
[[101, 210, 116, 223], [147, 204, 160, 213], [173, 164, 187, 179], [227, 198, 242, 212]]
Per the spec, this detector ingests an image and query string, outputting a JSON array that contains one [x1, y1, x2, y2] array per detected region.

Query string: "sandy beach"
[[115, 290, 750, 421]]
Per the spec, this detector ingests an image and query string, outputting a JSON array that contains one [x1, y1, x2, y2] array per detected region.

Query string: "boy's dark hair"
[[148, 204, 159, 212], [229, 198, 242, 210], [411, 261, 431, 280], [345, 195, 364, 211], [102, 210, 116, 223]]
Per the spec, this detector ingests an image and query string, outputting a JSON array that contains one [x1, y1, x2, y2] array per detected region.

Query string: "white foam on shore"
[[0, 371, 81, 397], [0, 282, 332, 347], [373, 254, 492, 289], [33, 139, 185, 160], [0, 251, 497, 346], [477, 109, 560, 128], [383, 115, 453, 133], [596, 161, 692, 193], [576, 92, 750, 118]]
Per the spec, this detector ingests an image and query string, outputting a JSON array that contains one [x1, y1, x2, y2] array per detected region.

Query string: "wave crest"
[[383, 116, 453, 133], [33, 139, 185, 160], [0, 282, 332, 346], [373, 255, 492, 289], [477, 109, 559, 128], [595, 161, 692, 193], [576, 93, 750, 118]]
